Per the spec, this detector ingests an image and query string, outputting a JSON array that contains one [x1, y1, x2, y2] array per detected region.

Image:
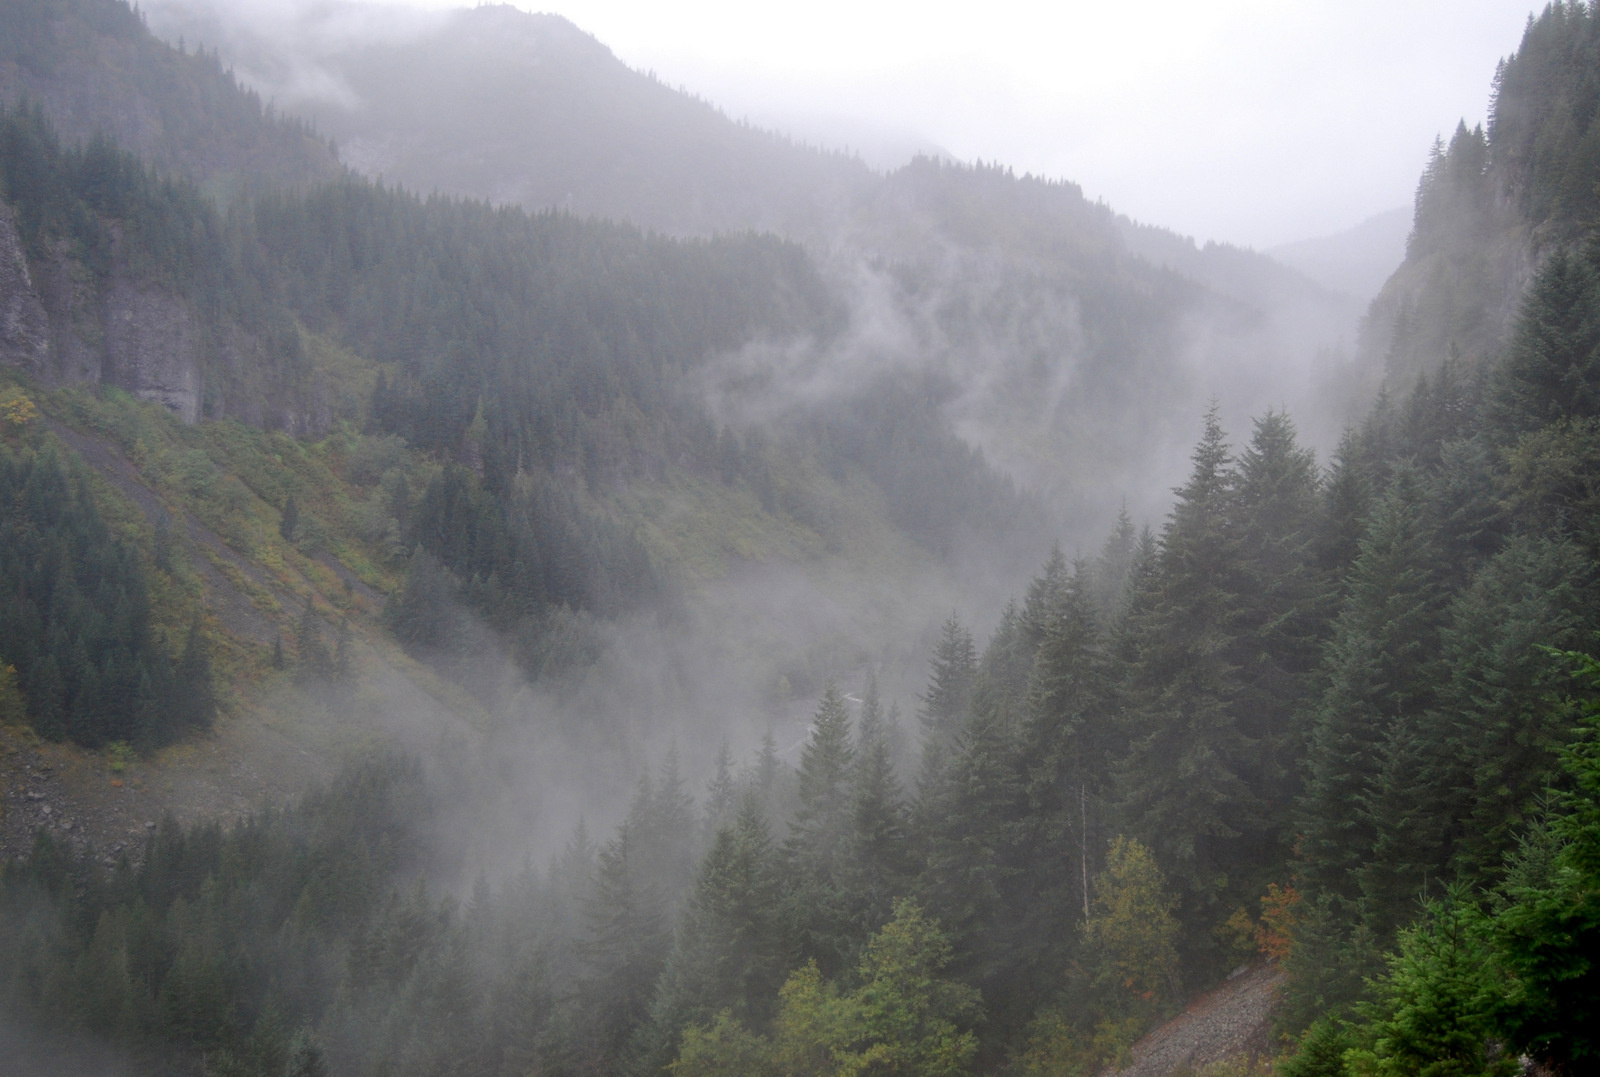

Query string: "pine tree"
[[843, 670, 911, 943], [1298, 466, 1448, 925], [1022, 562, 1113, 931], [785, 682, 857, 974], [1423, 536, 1598, 883], [918, 614, 976, 791], [1489, 246, 1600, 441], [170, 617, 217, 737], [1088, 502, 1139, 624], [916, 679, 1038, 1033], [637, 745, 698, 912], [579, 822, 671, 1070], [702, 739, 737, 841], [1117, 406, 1260, 944], [632, 794, 785, 1076], [1228, 410, 1328, 856]]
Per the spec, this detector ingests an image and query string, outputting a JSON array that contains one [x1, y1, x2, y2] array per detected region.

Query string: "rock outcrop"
[[0, 204, 49, 378], [0, 202, 327, 433]]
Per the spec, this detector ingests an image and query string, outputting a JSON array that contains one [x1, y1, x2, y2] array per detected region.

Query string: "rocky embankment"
[[1105, 962, 1285, 1077]]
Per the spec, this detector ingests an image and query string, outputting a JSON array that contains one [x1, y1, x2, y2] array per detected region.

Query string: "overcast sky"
[[169, 0, 1540, 249]]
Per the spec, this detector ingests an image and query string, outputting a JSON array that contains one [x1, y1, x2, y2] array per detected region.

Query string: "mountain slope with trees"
[[4, 3, 1600, 1077]]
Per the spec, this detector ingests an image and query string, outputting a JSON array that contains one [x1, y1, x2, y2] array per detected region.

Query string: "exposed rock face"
[[0, 204, 49, 378], [0, 201, 326, 433], [104, 272, 202, 423]]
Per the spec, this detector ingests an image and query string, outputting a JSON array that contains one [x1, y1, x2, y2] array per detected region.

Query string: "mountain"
[[144, 0, 877, 240], [3, 2, 1600, 1076], [1267, 206, 1410, 304], [0, 0, 340, 202], [145, 0, 1368, 509], [1358, 3, 1600, 391]]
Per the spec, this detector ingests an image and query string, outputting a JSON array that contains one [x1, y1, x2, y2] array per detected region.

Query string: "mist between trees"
[[3, 0, 1600, 1075]]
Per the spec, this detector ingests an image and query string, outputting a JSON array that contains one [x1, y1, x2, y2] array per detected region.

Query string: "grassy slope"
[[0, 324, 951, 852]]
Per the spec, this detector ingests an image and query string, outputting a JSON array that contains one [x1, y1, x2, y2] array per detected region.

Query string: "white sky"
[[218, 0, 1541, 249]]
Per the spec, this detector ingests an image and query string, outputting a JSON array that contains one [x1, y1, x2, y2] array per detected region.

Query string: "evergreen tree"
[[1022, 562, 1114, 932], [918, 614, 976, 791], [1489, 245, 1600, 441], [633, 793, 786, 1076], [279, 493, 299, 543], [784, 682, 857, 975], [1228, 410, 1328, 854], [636, 745, 699, 912], [843, 671, 911, 944], [579, 822, 672, 1071], [1298, 466, 1449, 927], [702, 739, 737, 842], [1088, 503, 1139, 624], [916, 681, 1037, 1037], [167, 617, 217, 739], [1316, 429, 1373, 583], [1423, 536, 1598, 883], [1117, 406, 1260, 950]]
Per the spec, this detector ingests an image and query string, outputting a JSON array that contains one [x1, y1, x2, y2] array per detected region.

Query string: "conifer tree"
[[918, 614, 976, 791], [1317, 430, 1373, 583], [916, 679, 1037, 1033], [1023, 562, 1113, 929], [1088, 503, 1139, 624], [1298, 466, 1448, 924], [701, 739, 737, 841], [785, 682, 857, 974], [1228, 410, 1328, 846], [279, 493, 299, 543], [1489, 246, 1600, 441], [633, 793, 786, 1076], [169, 617, 217, 737], [580, 822, 671, 1070], [637, 745, 699, 911], [843, 671, 911, 943], [1117, 406, 1260, 944], [1423, 535, 1598, 882]]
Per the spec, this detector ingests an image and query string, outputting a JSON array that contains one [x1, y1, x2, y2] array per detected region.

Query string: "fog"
[[4, 0, 1555, 1069], [143, 0, 1532, 249]]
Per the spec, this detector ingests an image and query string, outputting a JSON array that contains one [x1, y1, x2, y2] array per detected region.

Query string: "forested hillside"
[[2, 1, 1600, 1076], [144, 0, 1368, 529], [1362, 0, 1600, 390], [0, 0, 339, 201]]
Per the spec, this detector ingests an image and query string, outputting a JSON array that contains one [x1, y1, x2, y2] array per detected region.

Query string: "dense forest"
[[0, 94, 1046, 692], [3, 1, 1600, 1076]]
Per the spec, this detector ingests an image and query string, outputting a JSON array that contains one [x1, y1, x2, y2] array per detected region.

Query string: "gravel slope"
[[1104, 963, 1285, 1077]]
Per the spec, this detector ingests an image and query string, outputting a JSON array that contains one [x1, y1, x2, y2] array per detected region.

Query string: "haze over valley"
[[2, 1, 1598, 1075]]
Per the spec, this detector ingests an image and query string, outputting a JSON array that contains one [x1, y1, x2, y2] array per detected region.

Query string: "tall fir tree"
[[1228, 410, 1329, 860], [843, 670, 911, 945], [784, 682, 857, 975], [632, 793, 786, 1077], [1117, 406, 1261, 957], [1298, 466, 1449, 929], [918, 614, 977, 794]]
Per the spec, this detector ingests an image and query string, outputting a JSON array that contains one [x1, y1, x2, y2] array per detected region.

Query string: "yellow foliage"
[[1084, 836, 1181, 1017], [1256, 882, 1302, 963], [1218, 905, 1259, 963], [1, 388, 38, 430]]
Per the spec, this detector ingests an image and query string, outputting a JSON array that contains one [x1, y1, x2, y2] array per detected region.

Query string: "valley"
[[2, 1, 1599, 1075]]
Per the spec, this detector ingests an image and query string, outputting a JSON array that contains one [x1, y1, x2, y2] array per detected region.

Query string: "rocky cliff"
[[0, 202, 328, 432]]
